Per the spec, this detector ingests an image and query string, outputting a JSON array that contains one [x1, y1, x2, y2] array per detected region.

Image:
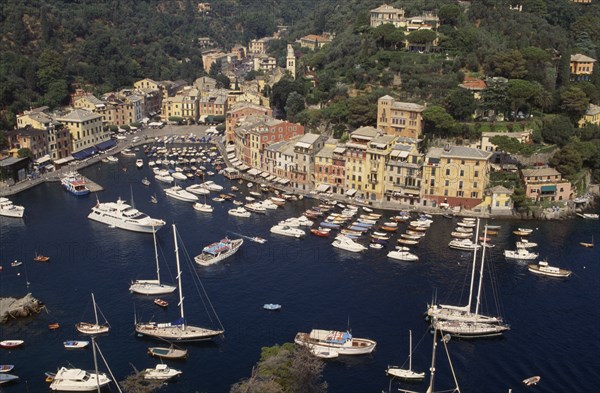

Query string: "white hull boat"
[[387, 250, 419, 261], [194, 238, 244, 266], [448, 238, 481, 251], [295, 329, 376, 355], [201, 181, 223, 191], [433, 319, 510, 338], [528, 260, 571, 277], [130, 230, 177, 295], [0, 197, 25, 218], [165, 186, 198, 202], [193, 203, 213, 213], [50, 367, 111, 391], [143, 364, 182, 380], [88, 198, 165, 233], [332, 235, 366, 253], [63, 341, 89, 349], [228, 207, 251, 217], [504, 249, 538, 260], [270, 225, 305, 238], [186, 184, 210, 195], [172, 172, 188, 181], [156, 174, 174, 183]]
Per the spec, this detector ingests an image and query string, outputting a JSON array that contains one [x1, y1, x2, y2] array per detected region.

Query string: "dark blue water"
[[1, 149, 599, 393]]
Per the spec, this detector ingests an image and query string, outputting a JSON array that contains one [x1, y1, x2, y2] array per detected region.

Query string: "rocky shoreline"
[[0, 293, 45, 324]]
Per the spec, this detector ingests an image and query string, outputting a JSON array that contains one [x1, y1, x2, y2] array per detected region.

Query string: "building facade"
[[5, 126, 49, 159], [570, 53, 596, 81], [377, 95, 425, 139], [521, 167, 572, 202], [56, 109, 109, 153], [226, 102, 273, 143]]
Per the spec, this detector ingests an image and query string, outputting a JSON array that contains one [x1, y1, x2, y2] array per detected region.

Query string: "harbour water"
[[1, 148, 599, 392]]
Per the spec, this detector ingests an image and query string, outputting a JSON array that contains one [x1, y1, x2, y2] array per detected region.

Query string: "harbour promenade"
[[0, 125, 210, 197]]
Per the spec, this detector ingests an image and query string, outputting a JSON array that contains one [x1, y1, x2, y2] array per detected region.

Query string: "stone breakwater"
[[0, 293, 45, 323]]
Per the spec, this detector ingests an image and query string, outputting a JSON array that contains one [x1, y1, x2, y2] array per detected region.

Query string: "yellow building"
[[344, 126, 379, 198], [384, 142, 423, 205], [377, 95, 425, 139], [248, 38, 273, 55], [570, 53, 596, 81], [314, 139, 338, 193], [421, 146, 492, 209], [478, 185, 514, 215], [578, 103, 600, 127], [16, 107, 53, 130], [365, 135, 397, 201], [161, 87, 199, 122], [56, 109, 109, 154], [370, 4, 406, 28]]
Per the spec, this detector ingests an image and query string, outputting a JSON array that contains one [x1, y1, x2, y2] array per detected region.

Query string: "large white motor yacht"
[[88, 198, 165, 233], [270, 224, 305, 238], [332, 235, 366, 253], [0, 197, 25, 218], [165, 186, 198, 202], [49, 367, 111, 391]]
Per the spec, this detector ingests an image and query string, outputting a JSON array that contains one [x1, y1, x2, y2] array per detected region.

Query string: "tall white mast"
[[409, 330, 413, 372], [474, 226, 489, 317], [92, 336, 100, 393], [426, 328, 438, 393], [466, 219, 480, 311], [173, 224, 185, 329], [91, 293, 99, 326], [152, 225, 161, 284]]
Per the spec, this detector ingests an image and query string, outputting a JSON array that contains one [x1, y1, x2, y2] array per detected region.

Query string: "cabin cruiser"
[[228, 207, 251, 217], [0, 197, 25, 218], [448, 238, 481, 251], [194, 238, 244, 266], [165, 186, 198, 202], [49, 367, 111, 391], [61, 172, 90, 196], [295, 329, 376, 355], [186, 184, 210, 195], [387, 250, 419, 261], [504, 248, 538, 260], [201, 181, 223, 192], [88, 198, 165, 233], [143, 364, 182, 380], [332, 235, 366, 253], [528, 260, 571, 277], [270, 224, 305, 238]]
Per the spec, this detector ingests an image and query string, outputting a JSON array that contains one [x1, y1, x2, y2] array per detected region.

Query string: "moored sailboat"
[[129, 228, 177, 295], [386, 330, 425, 380], [75, 293, 110, 335]]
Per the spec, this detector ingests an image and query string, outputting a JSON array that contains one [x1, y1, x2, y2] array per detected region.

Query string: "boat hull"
[[294, 333, 376, 355], [88, 210, 164, 233], [135, 323, 223, 342]]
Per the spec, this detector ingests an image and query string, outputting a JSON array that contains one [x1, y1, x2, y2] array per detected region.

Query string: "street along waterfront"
[[1, 149, 598, 392]]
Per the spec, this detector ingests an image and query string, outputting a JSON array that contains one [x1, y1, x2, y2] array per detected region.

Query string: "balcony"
[[368, 178, 379, 185]]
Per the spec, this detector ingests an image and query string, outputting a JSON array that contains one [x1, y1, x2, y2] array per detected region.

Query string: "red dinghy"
[[311, 228, 331, 237]]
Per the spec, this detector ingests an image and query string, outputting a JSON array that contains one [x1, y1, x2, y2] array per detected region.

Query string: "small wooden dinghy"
[[148, 346, 188, 359], [522, 375, 541, 386], [48, 323, 60, 330], [154, 298, 168, 308]]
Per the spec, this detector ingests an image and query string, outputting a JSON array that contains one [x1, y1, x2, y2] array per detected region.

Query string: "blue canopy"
[[96, 139, 117, 151], [72, 146, 98, 160]]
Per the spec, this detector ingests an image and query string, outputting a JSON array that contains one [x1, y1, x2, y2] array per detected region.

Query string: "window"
[[474, 171, 479, 178], [474, 182, 478, 188], [460, 170, 464, 177], [445, 180, 449, 186], [457, 191, 464, 197], [444, 190, 448, 196], [446, 169, 451, 176], [471, 192, 478, 198]]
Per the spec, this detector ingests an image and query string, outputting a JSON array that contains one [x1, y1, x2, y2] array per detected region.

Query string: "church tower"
[[286, 44, 296, 79]]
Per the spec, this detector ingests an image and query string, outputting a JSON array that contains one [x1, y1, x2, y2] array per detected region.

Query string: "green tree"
[[506, 79, 541, 117], [17, 148, 32, 158], [423, 106, 456, 136], [541, 115, 574, 146], [560, 87, 589, 123], [215, 74, 231, 89], [439, 4, 461, 26], [549, 145, 583, 181], [445, 89, 476, 121], [284, 91, 305, 122], [271, 78, 305, 116], [485, 50, 528, 79], [406, 30, 437, 45]]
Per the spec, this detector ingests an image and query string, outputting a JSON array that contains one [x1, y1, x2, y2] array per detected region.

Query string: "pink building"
[[521, 167, 572, 202]]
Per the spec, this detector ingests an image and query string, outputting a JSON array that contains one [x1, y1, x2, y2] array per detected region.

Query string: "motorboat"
[[148, 346, 188, 359], [250, 236, 267, 244], [270, 224, 305, 238], [121, 148, 136, 157], [245, 203, 266, 214], [172, 172, 188, 181], [332, 235, 366, 253], [516, 239, 537, 249], [186, 184, 210, 195], [228, 207, 251, 217], [578, 213, 599, 219], [88, 198, 165, 233], [0, 374, 18, 384], [513, 230, 532, 236], [136, 159, 144, 168], [49, 367, 111, 391], [263, 304, 282, 311], [311, 228, 331, 237], [0, 365, 14, 373], [106, 155, 118, 163], [448, 238, 481, 251], [451, 231, 472, 239], [10, 260, 22, 267], [61, 172, 90, 196], [504, 248, 538, 260], [141, 177, 151, 186], [63, 341, 89, 349], [143, 364, 182, 380], [194, 238, 244, 266], [165, 186, 198, 202], [0, 197, 25, 218], [193, 202, 213, 213], [295, 329, 376, 355], [201, 180, 223, 192], [76, 293, 110, 335], [387, 250, 419, 261], [398, 238, 419, 246], [0, 340, 24, 349], [528, 260, 571, 278], [369, 243, 384, 249]]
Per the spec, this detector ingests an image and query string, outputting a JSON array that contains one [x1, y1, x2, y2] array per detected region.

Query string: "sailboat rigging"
[[432, 224, 510, 338], [135, 224, 224, 342], [129, 226, 177, 295], [76, 293, 110, 335], [580, 235, 594, 248], [386, 330, 425, 380]]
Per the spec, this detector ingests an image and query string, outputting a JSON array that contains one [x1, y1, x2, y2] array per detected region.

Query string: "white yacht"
[[172, 172, 187, 181], [186, 184, 210, 195], [143, 364, 182, 380], [261, 200, 278, 210], [136, 159, 144, 168], [193, 202, 213, 213], [332, 235, 366, 253], [244, 203, 266, 214], [270, 224, 305, 238], [504, 248, 538, 260], [528, 260, 572, 278], [129, 229, 177, 295], [50, 367, 111, 391], [516, 239, 538, 249], [387, 250, 419, 261], [448, 238, 481, 251], [88, 198, 165, 233], [194, 238, 244, 266], [155, 170, 174, 183], [201, 180, 223, 192], [228, 207, 251, 217], [433, 319, 510, 338], [165, 186, 198, 202], [0, 197, 25, 218], [295, 329, 376, 355]]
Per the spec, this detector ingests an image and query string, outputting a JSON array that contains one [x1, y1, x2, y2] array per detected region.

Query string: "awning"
[[44, 164, 55, 171], [238, 164, 250, 171], [541, 185, 557, 192], [227, 153, 236, 159], [34, 155, 52, 165], [72, 146, 98, 160], [333, 147, 346, 154], [226, 145, 236, 153], [267, 175, 276, 181], [279, 178, 290, 184], [316, 184, 330, 192], [230, 158, 240, 165], [54, 156, 74, 165], [345, 188, 357, 196], [260, 172, 270, 178], [96, 139, 117, 151], [247, 168, 260, 176], [404, 189, 420, 196], [295, 142, 311, 149]]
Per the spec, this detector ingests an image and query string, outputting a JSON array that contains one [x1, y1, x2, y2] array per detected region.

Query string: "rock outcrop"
[[0, 293, 45, 323]]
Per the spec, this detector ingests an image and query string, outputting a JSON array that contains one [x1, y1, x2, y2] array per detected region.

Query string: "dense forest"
[[1, 0, 600, 183]]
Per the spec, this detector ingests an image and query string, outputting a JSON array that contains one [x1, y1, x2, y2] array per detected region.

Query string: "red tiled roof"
[[460, 77, 486, 90]]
